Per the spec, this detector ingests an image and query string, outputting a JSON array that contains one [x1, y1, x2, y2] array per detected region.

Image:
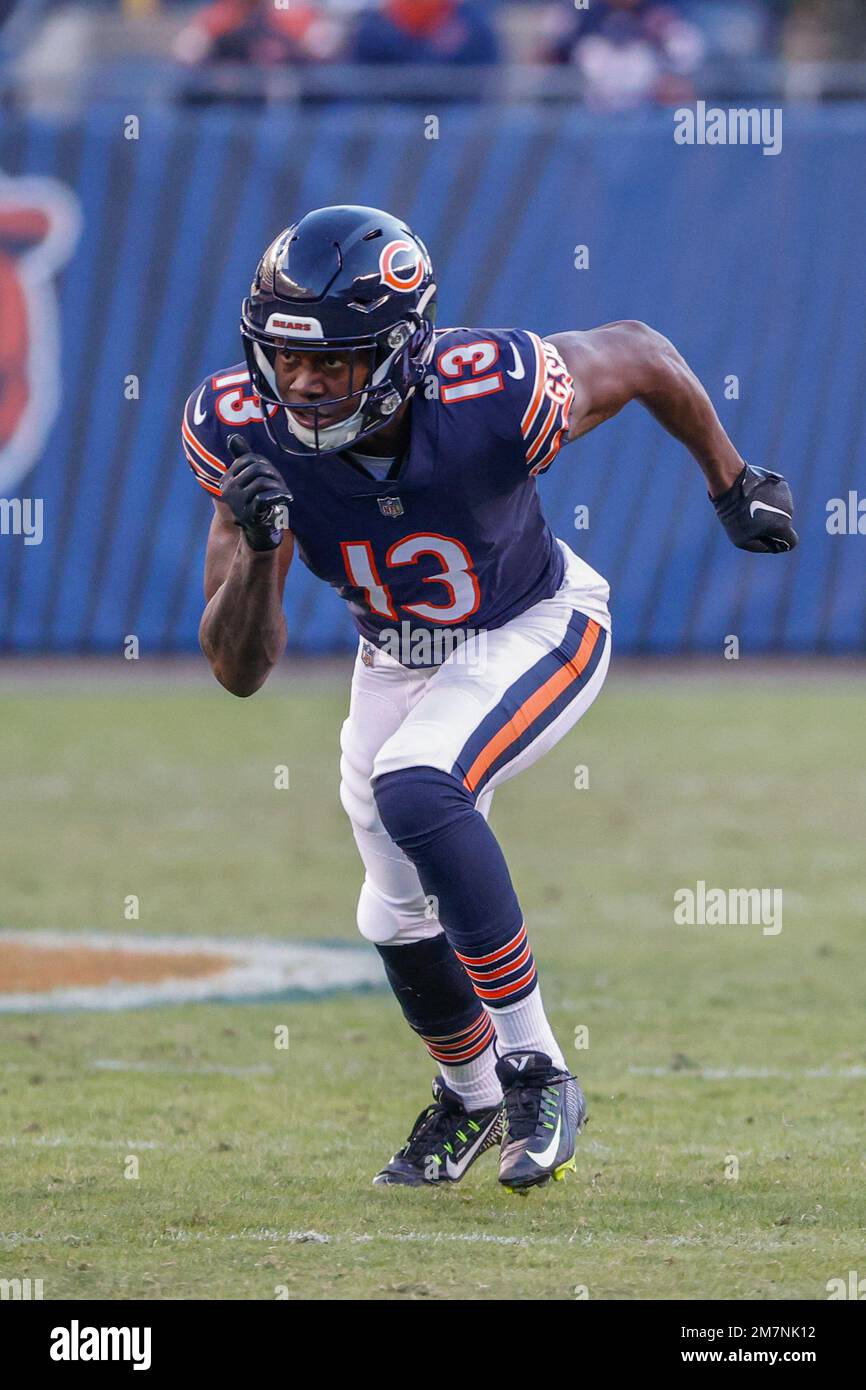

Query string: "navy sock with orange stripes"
[[375, 933, 499, 1107], [372, 766, 538, 1009]]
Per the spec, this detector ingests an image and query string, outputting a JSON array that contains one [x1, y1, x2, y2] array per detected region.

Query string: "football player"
[[183, 205, 797, 1192]]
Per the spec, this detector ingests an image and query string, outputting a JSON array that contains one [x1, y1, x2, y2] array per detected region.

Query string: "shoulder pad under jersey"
[[181, 364, 278, 496], [432, 327, 575, 476]]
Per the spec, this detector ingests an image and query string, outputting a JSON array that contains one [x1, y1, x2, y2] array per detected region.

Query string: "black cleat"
[[373, 1077, 503, 1187], [495, 1051, 587, 1194]]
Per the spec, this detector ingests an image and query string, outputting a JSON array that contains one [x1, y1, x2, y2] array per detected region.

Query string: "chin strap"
[[251, 322, 432, 452], [280, 337, 410, 451], [284, 401, 367, 451]]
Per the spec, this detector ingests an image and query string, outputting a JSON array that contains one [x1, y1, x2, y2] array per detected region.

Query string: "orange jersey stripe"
[[525, 396, 560, 465], [183, 443, 222, 496], [529, 382, 575, 477], [462, 620, 602, 794], [193, 478, 221, 497], [182, 415, 227, 473], [519, 333, 546, 440]]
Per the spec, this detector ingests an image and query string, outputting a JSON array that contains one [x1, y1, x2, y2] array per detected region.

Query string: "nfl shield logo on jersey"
[[361, 641, 377, 667], [378, 496, 404, 518]]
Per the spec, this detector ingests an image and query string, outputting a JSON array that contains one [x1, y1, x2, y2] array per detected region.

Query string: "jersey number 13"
[[340, 534, 481, 625]]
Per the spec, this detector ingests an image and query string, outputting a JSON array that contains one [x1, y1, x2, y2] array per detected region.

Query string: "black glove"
[[220, 435, 293, 552], [711, 463, 798, 554]]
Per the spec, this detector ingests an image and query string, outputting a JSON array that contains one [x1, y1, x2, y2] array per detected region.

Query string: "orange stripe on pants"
[[462, 618, 601, 794]]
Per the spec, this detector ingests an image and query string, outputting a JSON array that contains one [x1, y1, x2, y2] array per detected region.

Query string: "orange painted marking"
[[0, 942, 233, 993]]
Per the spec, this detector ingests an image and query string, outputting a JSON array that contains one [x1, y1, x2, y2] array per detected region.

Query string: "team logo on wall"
[[0, 174, 81, 493], [378, 238, 426, 292]]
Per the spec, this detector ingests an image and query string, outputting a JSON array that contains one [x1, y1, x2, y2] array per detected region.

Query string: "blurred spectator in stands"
[[678, 0, 786, 60], [349, 0, 499, 66], [172, 0, 342, 71], [784, 0, 866, 60], [543, 0, 705, 110]]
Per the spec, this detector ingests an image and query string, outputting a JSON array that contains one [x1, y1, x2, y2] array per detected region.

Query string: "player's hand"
[[710, 463, 798, 554], [221, 435, 293, 552]]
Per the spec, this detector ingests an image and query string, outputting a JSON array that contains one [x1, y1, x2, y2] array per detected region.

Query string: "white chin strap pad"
[[285, 403, 366, 451], [278, 340, 406, 450]]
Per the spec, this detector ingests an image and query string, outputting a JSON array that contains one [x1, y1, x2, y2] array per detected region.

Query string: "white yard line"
[[159, 1229, 576, 1248], [0, 1060, 277, 1077], [0, 1135, 166, 1149], [0, 1223, 581, 1250], [89, 1059, 276, 1077]]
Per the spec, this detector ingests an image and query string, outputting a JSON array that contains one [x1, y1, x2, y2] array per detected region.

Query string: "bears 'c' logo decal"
[[379, 239, 425, 293]]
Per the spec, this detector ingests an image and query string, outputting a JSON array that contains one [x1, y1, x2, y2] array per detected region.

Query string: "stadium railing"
[[5, 55, 866, 109]]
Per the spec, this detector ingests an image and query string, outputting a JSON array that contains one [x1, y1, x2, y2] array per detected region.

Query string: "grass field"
[[1, 662, 864, 1301]]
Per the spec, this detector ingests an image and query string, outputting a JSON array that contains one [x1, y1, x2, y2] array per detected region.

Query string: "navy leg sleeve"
[[373, 766, 537, 1007]]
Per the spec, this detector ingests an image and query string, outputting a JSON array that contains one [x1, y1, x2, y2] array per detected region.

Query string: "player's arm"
[[549, 321, 743, 491], [546, 321, 797, 553], [199, 448, 295, 698]]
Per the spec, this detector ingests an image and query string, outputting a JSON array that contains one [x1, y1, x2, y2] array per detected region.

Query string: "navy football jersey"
[[182, 327, 576, 653]]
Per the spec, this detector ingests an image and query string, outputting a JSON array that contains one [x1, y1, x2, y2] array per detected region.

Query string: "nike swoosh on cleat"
[[444, 1116, 500, 1180], [750, 499, 791, 520], [526, 1116, 561, 1168], [193, 385, 207, 427]]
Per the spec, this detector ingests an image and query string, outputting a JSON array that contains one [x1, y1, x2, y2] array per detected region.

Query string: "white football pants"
[[338, 538, 612, 946]]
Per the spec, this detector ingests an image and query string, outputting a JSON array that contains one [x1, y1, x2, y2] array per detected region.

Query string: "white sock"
[[488, 984, 566, 1070], [439, 1045, 503, 1110]]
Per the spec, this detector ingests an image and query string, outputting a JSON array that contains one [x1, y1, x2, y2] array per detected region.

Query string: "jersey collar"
[[276, 393, 436, 498]]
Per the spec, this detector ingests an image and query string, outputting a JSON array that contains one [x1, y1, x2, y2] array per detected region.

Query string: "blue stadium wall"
[[1, 102, 864, 655]]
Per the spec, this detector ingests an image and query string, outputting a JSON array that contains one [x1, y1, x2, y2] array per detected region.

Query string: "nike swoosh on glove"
[[220, 434, 293, 552], [711, 463, 799, 553]]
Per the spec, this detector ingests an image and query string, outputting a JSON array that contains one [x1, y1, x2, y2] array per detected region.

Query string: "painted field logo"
[[673, 881, 782, 936], [0, 930, 384, 1012]]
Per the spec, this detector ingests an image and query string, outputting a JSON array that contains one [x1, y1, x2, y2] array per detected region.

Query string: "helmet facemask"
[[242, 315, 433, 456]]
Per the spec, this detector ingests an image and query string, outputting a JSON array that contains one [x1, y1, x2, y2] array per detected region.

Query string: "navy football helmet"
[[241, 205, 437, 455]]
